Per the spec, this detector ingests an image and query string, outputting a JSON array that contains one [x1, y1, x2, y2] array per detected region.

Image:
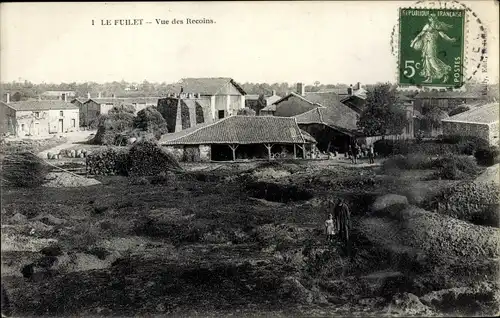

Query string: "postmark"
[[398, 8, 465, 87]]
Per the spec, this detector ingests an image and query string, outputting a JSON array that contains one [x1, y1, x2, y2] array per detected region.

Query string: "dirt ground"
[[1, 157, 499, 317]]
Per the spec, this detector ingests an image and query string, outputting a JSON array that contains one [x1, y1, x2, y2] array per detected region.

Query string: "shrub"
[[374, 139, 395, 157], [425, 182, 499, 227], [237, 108, 256, 116], [475, 146, 500, 166], [441, 135, 489, 155], [127, 140, 182, 176], [86, 147, 129, 176], [109, 104, 135, 114], [430, 155, 479, 180], [133, 106, 168, 134], [382, 154, 433, 171], [91, 112, 135, 145], [1, 152, 50, 187]]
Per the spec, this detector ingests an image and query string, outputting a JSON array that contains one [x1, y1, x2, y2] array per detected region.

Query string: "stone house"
[[158, 77, 246, 131], [441, 102, 499, 146], [160, 115, 316, 162], [0, 96, 79, 137]]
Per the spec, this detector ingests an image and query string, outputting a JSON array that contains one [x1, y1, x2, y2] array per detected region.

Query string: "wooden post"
[[264, 144, 273, 161], [293, 144, 297, 159], [228, 144, 238, 161]]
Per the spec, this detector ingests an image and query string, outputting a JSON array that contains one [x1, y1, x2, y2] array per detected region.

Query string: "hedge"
[[127, 140, 182, 176], [1, 152, 50, 187], [85, 147, 129, 176], [425, 182, 499, 227]]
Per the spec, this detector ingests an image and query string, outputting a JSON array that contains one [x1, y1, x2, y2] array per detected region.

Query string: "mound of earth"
[[43, 172, 101, 188], [475, 163, 499, 184]]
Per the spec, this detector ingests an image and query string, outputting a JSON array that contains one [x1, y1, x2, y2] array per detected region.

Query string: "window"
[[218, 110, 225, 119], [34, 112, 40, 118], [71, 119, 76, 128], [59, 111, 63, 117]]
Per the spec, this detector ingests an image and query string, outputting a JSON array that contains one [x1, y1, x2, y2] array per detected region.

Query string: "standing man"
[[334, 198, 352, 256], [368, 144, 375, 164], [351, 143, 358, 164]]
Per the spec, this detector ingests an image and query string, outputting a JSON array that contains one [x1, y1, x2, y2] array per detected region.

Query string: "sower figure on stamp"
[[334, 198, 352, 256], [410, 14, 456, 83]]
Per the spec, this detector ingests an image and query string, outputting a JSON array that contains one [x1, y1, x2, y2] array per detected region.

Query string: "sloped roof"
[[261, 104, 276, 112], [293, 106, 359, 135], [442, 102, 499, 124], [161, 115, 306, 145], [2, 100, 79, 111], [266, 94, 282, 105], [86, 97, 160, 105], [166, 77, 246, 95], [414, 91, 482, 99]]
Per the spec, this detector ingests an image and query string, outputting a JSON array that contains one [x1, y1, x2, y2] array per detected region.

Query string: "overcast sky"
[[1, 1, 498, 85]]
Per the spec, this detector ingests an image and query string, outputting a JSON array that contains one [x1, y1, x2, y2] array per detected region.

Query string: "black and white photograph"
[[1, 1, 499, 316]]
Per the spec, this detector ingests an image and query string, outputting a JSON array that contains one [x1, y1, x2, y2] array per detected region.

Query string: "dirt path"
[[37, 130, 95, 159]]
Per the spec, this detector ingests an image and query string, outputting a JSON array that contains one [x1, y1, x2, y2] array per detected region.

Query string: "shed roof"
[[166, 77, 246, 95], [442, 102, 499, 124], [293, 106, 360, 136], [2, 100, 79, 111], [160, 115, 307, 145]]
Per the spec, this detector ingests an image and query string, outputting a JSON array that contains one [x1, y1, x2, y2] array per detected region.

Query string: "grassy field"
[[1, 157, 498, 316]]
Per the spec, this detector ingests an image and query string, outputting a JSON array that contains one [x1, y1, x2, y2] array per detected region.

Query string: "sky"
[[1, 1, 498, 85]]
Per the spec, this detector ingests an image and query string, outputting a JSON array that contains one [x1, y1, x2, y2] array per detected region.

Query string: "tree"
[[237, 107, 256, 116], [357, 83, 408, 137], [134, 106, 168, 135]]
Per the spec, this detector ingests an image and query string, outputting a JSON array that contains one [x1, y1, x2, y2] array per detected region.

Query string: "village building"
[[41, 90, 76, 100], [441, 102, 499, 146], [245, 90, 282, 115], [157, 77, 246, 132], [80, 96, 160, 126], [0, 93, 79, 137], [160, 115, 316, 162]]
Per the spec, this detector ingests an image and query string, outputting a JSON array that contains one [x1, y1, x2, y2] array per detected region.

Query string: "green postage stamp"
[[399, 8, 465, 87]]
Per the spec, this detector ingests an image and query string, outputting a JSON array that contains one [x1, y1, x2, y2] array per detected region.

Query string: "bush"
[[91, 112, 136, 145], [86, 147, 129, 176], [1, 152, 50, 187], [133, 106, 168, 135], [127, 140, 182, 176], [374, 139, 395, 157], [382, 154, 433, 171], [425, 182, 499, 227], [109, 104, 135, 114], [475, 146, 500, 166], [431, 155, 479, 180], [237, 108, 256, 116], [441, 135, 489, 155]]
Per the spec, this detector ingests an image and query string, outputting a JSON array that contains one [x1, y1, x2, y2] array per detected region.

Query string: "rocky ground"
[[1, 158, 499, 317]]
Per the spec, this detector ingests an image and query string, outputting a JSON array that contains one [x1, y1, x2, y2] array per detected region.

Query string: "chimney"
[[355, 82, 361, 90], [347, 84, 353, 96], [296, 83, 305, 96], [271, 90, 276, 96], [187, 93, 193, 99], [5, 93, 10, 104], [98, 92, 102, 98], [112, 94, 116, 99], [87, 92, 91, 99], [62, 93, 68, 102]]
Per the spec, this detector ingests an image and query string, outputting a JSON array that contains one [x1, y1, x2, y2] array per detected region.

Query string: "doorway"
[[58, 119, 64, 133]]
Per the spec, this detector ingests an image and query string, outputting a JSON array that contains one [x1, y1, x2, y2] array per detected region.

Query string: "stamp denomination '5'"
[[399, 8, 465, 87]]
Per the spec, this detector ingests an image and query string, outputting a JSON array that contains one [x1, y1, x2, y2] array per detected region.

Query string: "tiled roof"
[[293, 106, 359, 135], [266, 94, 282, 105], [442, 103, 499, 124], [414, 91, 482, 99], [166, 77, 246, 95], [86, 97, 160, 105], [2, 100, 79, 111], [260, 104, 276, 112], [161, 115, 306, 145]]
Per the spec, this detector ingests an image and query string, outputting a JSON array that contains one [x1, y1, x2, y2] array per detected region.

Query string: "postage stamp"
[[399, 8, 465, 87]]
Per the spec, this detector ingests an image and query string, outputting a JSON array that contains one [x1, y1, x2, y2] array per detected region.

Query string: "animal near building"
[[157, 77, 246, 132], [0, 98, 79, 137], [441, 102, 499, 146], [160, 115, 316, 162]]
